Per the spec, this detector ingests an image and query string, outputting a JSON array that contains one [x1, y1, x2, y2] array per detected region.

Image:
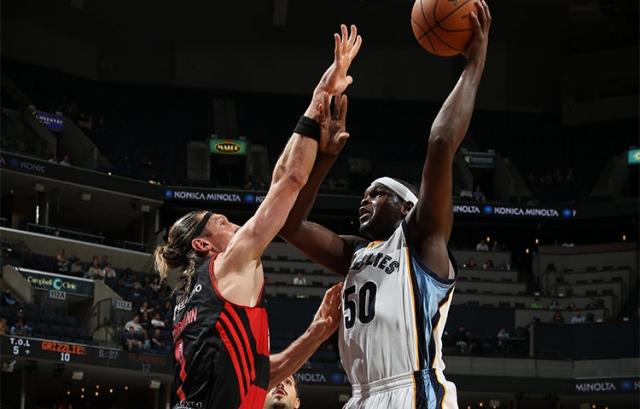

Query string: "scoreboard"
[[2, 335, 172, 374]]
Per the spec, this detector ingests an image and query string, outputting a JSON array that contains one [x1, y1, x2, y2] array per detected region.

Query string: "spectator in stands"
[[459, 188, 473, 200], [130, 283, 144, 300], [472, 185, 486, 202], [551, 310, 565, 324], [69, 259, 84, 277], [263, 374, 300, 409], [150, 277, 162, 293], [292, 272, 308, 286], [151, 312, 165, 328], [0, 318, 7, 336], [100, 255, 109, 269], [497, 328, 510, 354], [2, 290, 17, 306], [584, 298, 598, 310], [529, 298, 543, 309], [122, 327, 143, 351], [491, 240, 501, 251], [140, 311, 150, 328], [566, 168, 574, 183], [56, 249, 70, 273], [102, 263, 117, 278], [466, 257, 478, 269], [10, 318, 32, 336], [86, 258, 102, 279], [566, 302, 577, 311], [124, 315, 144, 335], [59, 154, 71, 166], [139, 301, 154, 316], [454, 325, 470, 354], [570, 310, 586, 324], [475, 239, 490, 251], [151, 328, 166, 351], [548, 299, 561, 310], [482, 258, 495, 270]]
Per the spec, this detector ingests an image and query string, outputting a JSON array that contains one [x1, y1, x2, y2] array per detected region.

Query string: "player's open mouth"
[[359, 207, 372, 222]]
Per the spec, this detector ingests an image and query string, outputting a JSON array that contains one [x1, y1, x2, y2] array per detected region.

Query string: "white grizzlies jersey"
[[339, 221, 456, 388]]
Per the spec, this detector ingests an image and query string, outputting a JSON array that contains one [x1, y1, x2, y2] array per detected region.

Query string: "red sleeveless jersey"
[[172, 256, 269, 409]]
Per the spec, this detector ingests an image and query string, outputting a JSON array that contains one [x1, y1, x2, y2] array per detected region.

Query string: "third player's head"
[[263, 375, 301, 409], [358, 177, 418, 240]]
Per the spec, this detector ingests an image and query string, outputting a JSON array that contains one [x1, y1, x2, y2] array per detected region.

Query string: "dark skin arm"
[[406, 0, 492, 279]]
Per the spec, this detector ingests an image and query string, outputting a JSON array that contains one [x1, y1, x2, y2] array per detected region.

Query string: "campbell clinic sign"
[[19, 268, 94, 297]]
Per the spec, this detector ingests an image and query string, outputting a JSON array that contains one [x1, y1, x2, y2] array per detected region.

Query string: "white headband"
[[369, 177, 419, 204]]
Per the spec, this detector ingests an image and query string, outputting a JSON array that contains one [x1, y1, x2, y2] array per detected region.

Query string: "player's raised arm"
[[406, 0, 491, 278], [217, 25, 363, 279], [269, 283, 342, 389], [280, 26, 366, 276]]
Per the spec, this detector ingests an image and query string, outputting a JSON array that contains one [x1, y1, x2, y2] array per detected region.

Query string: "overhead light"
[[95, 391, 99, 397], [72, 371, 84, 381], [81, 192, 92, 201], [124, 386, 128, 391], [149, 380, 161, 389]]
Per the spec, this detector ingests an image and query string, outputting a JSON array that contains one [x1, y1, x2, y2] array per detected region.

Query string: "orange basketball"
[[411, 0, 476, 57]]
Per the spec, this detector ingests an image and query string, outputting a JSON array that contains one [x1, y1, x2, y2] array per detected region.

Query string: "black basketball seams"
[[412, 18, 437, 53], [434, 0, 474, 31], [417, 0, 474, 50]]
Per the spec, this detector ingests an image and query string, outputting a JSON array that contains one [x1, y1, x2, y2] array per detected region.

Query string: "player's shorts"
[[343, 369, 458, 409]]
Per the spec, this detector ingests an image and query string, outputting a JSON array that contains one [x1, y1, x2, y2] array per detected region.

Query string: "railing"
[[26, 222, 105, 244], [83, 297, 135, 348]]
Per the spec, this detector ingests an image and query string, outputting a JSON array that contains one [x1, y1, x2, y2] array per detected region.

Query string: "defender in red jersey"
[[153, 25, 362, 409]]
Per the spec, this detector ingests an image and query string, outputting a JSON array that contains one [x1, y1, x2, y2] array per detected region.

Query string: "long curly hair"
[[153, 210, 210, 294]]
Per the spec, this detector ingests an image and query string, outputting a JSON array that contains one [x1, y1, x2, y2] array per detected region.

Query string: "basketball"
[[411, 0, 477, 57]]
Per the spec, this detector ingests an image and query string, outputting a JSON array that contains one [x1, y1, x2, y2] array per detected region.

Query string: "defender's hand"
[[317, 25, 363, 95], [306, 282, 343, 342], [318, 93, 350, 156]]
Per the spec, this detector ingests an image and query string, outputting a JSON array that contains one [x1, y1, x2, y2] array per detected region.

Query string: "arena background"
[[0, 0, 638, 408]]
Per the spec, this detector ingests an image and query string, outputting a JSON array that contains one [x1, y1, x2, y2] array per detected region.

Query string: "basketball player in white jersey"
[[279, 2, 491, 408]]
